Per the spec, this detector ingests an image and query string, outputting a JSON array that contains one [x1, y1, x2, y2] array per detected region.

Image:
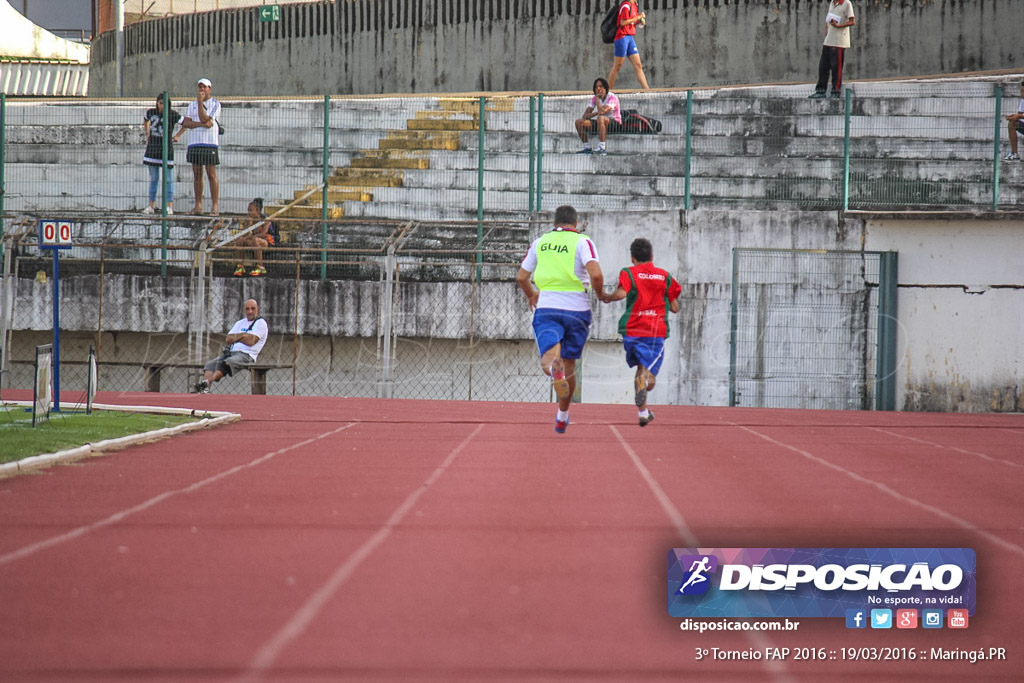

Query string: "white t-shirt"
[[228, 316, 268, 360], [184, 97, 222, 148], [520, 231, 600, 312], [823, 0, 855, 49]]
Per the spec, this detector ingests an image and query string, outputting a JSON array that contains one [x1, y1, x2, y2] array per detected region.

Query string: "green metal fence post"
[[843, 89, 852, 211], [728, 248, 740, 407], [321, 95, 330, 280], [0, 93, 5, 262], [875, 251, 899, 411], [684, 90, 693, 210], [528, 96, 536, 213], [160, 91, 170, 277], [476, 96, 485, 282], [993, 85, 1003, 211], [536, 93, 544, 212]]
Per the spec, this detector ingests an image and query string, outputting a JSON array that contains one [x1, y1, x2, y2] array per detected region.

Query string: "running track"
[[0, 392, 1022, 682]]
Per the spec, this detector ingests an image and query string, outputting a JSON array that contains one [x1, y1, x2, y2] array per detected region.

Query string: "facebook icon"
[[846, 609, 867, 629]]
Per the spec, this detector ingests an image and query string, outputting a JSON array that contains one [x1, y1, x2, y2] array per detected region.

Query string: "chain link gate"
[[729, 248, 898, 411]]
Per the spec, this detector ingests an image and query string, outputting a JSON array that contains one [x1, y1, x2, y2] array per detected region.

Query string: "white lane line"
[[733, 423, 1024, 560], [0, 423, 357, 568], [869, 426, 1024, 471], [242, 423, 485, 679], [610, 426, 792, 682]]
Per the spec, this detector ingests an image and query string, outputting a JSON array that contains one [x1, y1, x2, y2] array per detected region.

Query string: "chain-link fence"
[[1, 84, 1019, 231], [0, 215, 549, 400], [729, 248, 898, 411]]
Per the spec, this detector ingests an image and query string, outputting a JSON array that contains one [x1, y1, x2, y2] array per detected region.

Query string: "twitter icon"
[[870, 609, 892, 629]]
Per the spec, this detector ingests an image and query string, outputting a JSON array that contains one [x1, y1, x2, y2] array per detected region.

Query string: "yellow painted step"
[[331, 168, 404, 188], [350, 156, 430, 170], [293, 188, 373, 202], [267, 205, 346, 220], [407, 118, 478, 132], [378, 133, 460, 151]]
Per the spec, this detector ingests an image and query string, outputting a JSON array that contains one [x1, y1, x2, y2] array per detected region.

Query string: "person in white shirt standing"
[[1003, 81, 1024, 161], [194, 299, 268, 393], [810, 0, 855, 99], [174, 77, 222, 215]]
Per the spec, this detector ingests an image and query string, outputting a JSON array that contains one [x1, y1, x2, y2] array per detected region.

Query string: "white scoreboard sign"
[[38, 220, 73, 249]]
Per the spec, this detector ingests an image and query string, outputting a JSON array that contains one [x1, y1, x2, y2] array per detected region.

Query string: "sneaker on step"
[[193, 378, 210, 394], [634, 373, 648, 408], [166, 206, 174, 215], [809, 91, 827, 99], [577, 147, 593, 155], [638, 411, 655, 428], [1004, 153, 1020, 161], [555, 416, 570, 434], [551, 358, 571, 401], [249, 265, 266, 277], [596, 147, 607, 155], [142, 206, 155, 214], [233, 264, 246, 277]]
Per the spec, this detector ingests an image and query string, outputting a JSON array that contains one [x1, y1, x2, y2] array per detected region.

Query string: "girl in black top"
[[142, 94, 183, 214]]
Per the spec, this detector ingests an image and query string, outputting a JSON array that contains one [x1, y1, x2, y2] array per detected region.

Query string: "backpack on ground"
[[618, 109, 663, 134], [600, 2, 620, 44]]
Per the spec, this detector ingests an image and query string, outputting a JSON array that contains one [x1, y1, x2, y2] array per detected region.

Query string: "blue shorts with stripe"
[[622, 336, 666, 375], [614, 35, 639, 58], [532, 308, 592, 359]]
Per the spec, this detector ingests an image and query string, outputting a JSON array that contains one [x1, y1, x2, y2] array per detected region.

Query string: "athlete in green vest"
[[516, 205, 605, 433]]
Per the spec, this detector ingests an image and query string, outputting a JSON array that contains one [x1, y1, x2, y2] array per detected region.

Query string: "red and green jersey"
[[617, 262, 682, 338]]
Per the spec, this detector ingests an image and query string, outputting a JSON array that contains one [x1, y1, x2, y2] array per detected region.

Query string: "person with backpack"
[[232, 197, 278, 277], [574, 77, 622, 155], [607, 0, 650, 91]]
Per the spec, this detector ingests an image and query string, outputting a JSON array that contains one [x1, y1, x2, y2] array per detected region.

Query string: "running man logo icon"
[[677, 554, 718, 595]]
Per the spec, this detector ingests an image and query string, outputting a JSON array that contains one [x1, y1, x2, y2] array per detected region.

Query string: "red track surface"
[[1, 392, 1022, 682]]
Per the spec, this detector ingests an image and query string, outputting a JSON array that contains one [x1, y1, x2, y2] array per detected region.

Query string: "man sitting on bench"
[[194, 299, 268, 394]]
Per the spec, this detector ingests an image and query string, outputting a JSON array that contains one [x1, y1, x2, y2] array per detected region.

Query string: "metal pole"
[[875, 251, 899, 411], [993, 85, 1003, 211], [528, 96, 536, 213], [684, 90, 693, 211], [536, 93, 544, 212], [51, 250, 61, 411], [476, 96, 485, 282], [114, 0, 124, 97], [728, 248, 740, 407], [379, 246, 396, 399], [843, 88, 852, 211], [161, 91, 170, 276], [321, 95, 329, 280], [0, 93, 5, 255]]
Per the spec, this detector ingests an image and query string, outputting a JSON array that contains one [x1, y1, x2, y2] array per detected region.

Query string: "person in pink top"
[[574, 78, 622, 156]]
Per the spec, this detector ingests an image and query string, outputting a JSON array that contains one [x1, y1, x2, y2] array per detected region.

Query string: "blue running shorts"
[[614, 35, 639, 58], [623, 336, 666, 375], [532, 308, 592, 359]]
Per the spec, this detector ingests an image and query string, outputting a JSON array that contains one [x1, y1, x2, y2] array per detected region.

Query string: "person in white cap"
[[173, 77, 222, 215]]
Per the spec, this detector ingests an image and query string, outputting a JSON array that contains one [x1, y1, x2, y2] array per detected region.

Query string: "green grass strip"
[[0, 407, 200, 463]]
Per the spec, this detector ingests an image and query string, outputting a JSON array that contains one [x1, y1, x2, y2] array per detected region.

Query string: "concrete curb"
[[0, 402, 242, 476]]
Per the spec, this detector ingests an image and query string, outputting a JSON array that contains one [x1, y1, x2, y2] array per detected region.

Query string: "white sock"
[[638, 409, 650, 418], [583, 142, 592, 150], [597, 142, 606, 150], [556, 409, 569, 422]]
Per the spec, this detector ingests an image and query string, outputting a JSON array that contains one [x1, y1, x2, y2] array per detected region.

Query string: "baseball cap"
[[197, 78, 212, 87]]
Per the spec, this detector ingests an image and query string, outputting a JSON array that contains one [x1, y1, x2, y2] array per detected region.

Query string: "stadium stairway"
[[2, 77, 1021, 225]]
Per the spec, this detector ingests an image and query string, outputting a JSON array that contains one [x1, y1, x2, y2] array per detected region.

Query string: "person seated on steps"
[[232, 198, 278, 277]]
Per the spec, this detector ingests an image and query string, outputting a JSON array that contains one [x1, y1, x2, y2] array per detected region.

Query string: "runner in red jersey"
[[602, 238, 681, 426]]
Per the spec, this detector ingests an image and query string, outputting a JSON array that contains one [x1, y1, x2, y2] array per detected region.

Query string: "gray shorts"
[[205, 350, 254, 377]]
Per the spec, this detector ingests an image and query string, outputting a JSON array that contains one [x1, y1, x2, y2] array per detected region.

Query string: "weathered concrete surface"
[[88, 0, 1022, 97], [5, 209, 1023, 411]]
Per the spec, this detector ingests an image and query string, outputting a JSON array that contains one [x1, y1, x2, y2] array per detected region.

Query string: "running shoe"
[[638, 411, 655, 428], [249, 265, 267, 277], [233, 264, 246, 276], [193, 378, 210, 394], [142, 206, 155, 214], [596, 147, 607, 155], [555, 416, 570, 434], [577, 148, 593, 155], [551, 358, 571, 401], [1004, 153, 1020, 161], [634, 372, 648, 408]]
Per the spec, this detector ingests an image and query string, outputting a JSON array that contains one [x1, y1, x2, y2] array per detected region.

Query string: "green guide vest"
[[534, 230, 586, 292]]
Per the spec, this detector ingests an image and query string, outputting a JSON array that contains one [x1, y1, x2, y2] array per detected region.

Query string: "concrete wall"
[[88, 0, 1023, 98], [6, 209, 1021, 411]]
